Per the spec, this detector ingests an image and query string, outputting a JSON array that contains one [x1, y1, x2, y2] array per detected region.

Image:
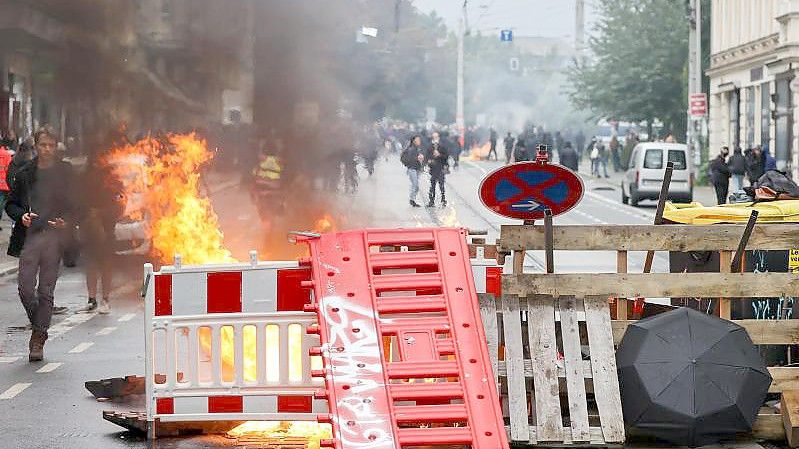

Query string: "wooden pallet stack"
[[487, 223, 799, 447]]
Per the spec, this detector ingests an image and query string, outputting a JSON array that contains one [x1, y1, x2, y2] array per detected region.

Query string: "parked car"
[[621, 142, 693, 206]]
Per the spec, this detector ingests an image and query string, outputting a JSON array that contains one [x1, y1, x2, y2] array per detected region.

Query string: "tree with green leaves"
[[567, 0, 689, 139]]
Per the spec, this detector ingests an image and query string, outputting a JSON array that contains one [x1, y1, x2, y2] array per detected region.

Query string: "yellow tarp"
[[662, 200, 799, 224]]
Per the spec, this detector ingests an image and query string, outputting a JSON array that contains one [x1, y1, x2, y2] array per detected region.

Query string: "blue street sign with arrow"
[[500, 29, 513, 42]]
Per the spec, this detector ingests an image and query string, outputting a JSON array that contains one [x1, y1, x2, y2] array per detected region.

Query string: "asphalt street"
[[0, 155, 692, 448]]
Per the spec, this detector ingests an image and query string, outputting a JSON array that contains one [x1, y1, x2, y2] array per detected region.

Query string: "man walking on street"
[[709, 146, 731, 205], [5, 125, 73, 362], [503, 132, 514, 164], [401, 135, 425, 207], [427, 132, 449, 207], [487, 127, 498, 161]]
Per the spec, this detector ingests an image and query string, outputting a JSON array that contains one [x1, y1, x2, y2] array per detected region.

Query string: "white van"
[[621, 142, 693, 206]]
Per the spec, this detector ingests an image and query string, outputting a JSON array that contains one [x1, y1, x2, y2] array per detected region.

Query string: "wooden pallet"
[[481, 293, 625, 446], [497, 223, 799, 444]]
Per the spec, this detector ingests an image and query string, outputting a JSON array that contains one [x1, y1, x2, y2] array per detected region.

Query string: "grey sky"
[[411, 0, 596, 40]]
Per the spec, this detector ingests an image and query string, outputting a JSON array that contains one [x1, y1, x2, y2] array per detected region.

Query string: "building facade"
[[0, 0, 252, 147], [708, 0, 799, 179]]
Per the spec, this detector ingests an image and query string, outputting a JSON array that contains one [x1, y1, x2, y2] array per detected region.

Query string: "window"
[[667, 150, 687, 170], [643, 149, 663, 169]]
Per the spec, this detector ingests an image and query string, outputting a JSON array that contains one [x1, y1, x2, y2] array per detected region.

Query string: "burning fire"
[[227, 421, 332, 448], [103, 133, 234, 265], [108, 133, 329, 443], [464, 142, 491, 161], [313, 214, 336, 233]]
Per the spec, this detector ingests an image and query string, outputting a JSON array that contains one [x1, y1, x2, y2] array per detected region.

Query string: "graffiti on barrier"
[[749, 250, 794, 320], [320, 295, 395, 449]]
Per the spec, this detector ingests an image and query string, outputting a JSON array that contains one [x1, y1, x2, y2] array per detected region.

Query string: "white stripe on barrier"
[[172, 271, 206, 316], [242, 269, 278, 313]]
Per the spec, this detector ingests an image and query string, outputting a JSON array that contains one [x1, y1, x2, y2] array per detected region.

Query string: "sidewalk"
[[574, 158, 718, 207]]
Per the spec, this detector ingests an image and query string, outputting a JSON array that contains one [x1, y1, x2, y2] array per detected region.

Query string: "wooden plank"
[[499, 224, 799, 251], [584, 296, 625, 443], [502, 295, 533, 443], [527, 295, 564, 441], [782, 390, 799, 447], [615, 251, 628, 320], [478, 293, 500, 385], [559, 296, 590, 442], [513, 250, 525, 276], [753, 411, 786, 440], [496, 359, 593, 379], [506, 425, 608, 446], [771, 367, 799, 393], [719, 250, 732, 319], [613, 319, 799, 346], [504, 272, 799, 299]]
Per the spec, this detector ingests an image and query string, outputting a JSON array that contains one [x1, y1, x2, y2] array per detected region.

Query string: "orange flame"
[[112, 133, 328, 439], [102, 133, 234, 265], [464, 142, 491, 161], [313, 214, 336, 233]]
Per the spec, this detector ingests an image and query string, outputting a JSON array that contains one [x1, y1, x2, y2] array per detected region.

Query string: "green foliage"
[[567, 0, 689, 137]]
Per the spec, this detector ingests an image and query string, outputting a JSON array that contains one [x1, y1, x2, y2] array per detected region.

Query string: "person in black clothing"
[[6, 126, 74, 362], [81, 158, 124, 314], [728, 147, 747, 192], [7, 139, 35, 191], [503, 132, 514, 164], [426, 132, 449, 207], [746, 146, 765, 185], [487, 127, 498, 161], [575, 130, 586, 161], [514, 136, 529, 162], [558, 141, 579, 172], [709, 147, 731, 205], [401, 135, 425, 207]]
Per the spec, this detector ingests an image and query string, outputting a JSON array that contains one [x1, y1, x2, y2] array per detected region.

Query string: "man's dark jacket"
[[709, 156, 731, 186], [5, 159, 73, 257], [426, 142, 449, 177], [558, 146, 579, 171], [728, 152, 747, 175]]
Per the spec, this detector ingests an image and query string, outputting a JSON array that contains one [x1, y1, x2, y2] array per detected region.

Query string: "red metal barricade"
[[299, 228, 508, 449]]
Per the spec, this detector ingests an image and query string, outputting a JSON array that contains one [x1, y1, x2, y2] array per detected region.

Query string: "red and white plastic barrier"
[[471, 246, 503, 298], [143, 247, 503, 434], [144, 252, 325, 430]]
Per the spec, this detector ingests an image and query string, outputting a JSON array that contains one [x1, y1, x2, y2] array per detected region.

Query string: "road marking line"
[[0, 383, 31, 399], [36, 362, 62, 373], [117, 313, 136, 322], [96, 327, 117, 336], [0, 356, 20, 363], [463, 160, 488, 176], [68, 342, 94, 353]]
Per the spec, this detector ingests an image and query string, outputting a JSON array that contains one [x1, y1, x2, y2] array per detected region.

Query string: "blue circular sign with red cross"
[[479, 162, 584, 220]]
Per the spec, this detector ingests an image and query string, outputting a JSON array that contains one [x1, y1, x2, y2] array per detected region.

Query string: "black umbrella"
[[617, 307, 772, 447]]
